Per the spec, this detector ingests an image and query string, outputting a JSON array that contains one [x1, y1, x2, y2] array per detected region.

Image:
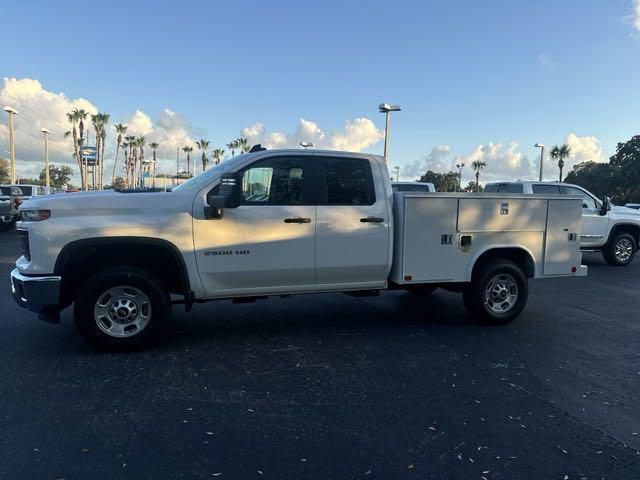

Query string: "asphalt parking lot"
[[0, 230, 639, 479]]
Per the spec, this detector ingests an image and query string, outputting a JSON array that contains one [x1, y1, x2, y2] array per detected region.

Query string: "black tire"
[[463, 260, 528, 325], [602, 232, 637, 266], [74, 266, 170, 351], [406, 284, 438, 295]]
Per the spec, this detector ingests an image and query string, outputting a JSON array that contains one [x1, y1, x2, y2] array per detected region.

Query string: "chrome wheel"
[[615, 238, 634, 263], [484, 274, 518, 314], [93, 286, 152, 338]]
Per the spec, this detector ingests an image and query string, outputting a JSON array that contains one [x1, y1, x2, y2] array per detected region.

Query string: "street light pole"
[[456, 163, 465, 191], [41, 128, 50, 188], [394, 166, 400, 181], [4, 106, 18, 184], [535, 143, 545, 181], [378, 103, 401, 164]]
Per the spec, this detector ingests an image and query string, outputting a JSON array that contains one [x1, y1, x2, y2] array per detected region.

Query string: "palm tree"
[[98, 113, 110, 189], [238, 137, 250, 153], [550, 144, 571, 182], [182, 145, 194, 176], [471, 160, 487, 192], [212, 148, 225, 165], [149, 142, 159, 188], [111, 123, 127, 185], [121, 141, 129, 186], [75, 108, 88, 145], [195, 139, 210, 171], [136, 137, 147, 188], [66, 110, 83, 189], [91, 114, 102, 190], [226, 141, 237, 157], [124, 135, 137, 188]]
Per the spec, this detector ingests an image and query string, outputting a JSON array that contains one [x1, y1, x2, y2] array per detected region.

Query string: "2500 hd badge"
[[204, 249, 251, 256]]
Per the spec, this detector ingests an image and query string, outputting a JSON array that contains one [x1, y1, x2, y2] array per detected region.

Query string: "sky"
[[1, 0, 640, 186]]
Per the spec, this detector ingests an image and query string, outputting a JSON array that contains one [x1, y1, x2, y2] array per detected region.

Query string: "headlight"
[[21, 209, 51, 221]]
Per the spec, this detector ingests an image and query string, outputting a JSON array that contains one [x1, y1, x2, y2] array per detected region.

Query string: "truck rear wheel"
[[463, 260, 528, 324], [74, 267, 170, 351], [603, 232, 636, 266]]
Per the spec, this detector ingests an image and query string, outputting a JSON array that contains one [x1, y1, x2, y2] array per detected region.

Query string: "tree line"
[[64, 107, 254, 190]]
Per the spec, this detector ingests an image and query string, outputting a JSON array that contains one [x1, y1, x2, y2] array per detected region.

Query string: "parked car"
[[484, 181, 640, 266], [392, 181, 436, 193], [0, 186, 25, 230], [11, 149, 586, 350], [624, 203, 640, 210]]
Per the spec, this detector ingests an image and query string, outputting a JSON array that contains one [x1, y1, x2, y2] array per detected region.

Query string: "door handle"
[[360, 216, 385, 223], [284, 217, 311, 224]]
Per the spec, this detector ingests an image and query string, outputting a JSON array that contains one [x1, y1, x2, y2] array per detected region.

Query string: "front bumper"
[[10, 268, 62, 323]]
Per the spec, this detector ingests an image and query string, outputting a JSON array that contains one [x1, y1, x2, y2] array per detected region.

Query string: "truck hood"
[[611, 205, 640, 217], [20, 189, 194, 214]]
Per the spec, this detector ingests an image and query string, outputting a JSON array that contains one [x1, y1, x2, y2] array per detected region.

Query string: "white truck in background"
[[484, 181, 640, 266], [12, 148, 586, 350]]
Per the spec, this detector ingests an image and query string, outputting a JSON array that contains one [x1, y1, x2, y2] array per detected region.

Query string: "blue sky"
[[1, 0, 639, 183]]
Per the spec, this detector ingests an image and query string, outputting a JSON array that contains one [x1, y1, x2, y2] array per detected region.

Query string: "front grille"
[[17, 229, 30, 261]]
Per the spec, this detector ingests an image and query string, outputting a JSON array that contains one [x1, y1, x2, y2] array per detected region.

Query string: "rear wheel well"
[[472, 248, 535, 279], [56, 238, 190, 309]]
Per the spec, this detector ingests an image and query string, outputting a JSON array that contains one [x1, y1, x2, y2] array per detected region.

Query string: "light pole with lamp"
[[455, 162, 465, 191], [378, 103, 401, 164], [393, 166, 400, 181], [4, 106, 18, 184], [534, 143, 545, 181], [41, 128, 50, 188]]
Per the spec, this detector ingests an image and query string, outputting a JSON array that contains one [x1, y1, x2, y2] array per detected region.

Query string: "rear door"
[[315, 156, 390, 286]]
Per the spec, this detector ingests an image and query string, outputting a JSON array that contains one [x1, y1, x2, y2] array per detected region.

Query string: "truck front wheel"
[[74, 267, 170, 350], [603, 232, 637, 266], [463, 260, 528, 324]]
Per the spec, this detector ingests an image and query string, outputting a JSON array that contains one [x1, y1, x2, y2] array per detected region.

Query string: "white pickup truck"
[[11, 148, 586, 350], [484, 181, 640, 266]]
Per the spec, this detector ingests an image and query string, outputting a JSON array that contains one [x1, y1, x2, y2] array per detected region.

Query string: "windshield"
[[172, 154, 249, 192]]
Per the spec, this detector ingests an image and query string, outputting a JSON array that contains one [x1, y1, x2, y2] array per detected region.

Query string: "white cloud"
[[453, 142, 534, 183], [241, 117, 383, 152], [401, 145, 452, 179], [629, 0, 640, 32], [538, 52, 555, 68], [562, 133, 604, 169], [0, 77, 98, 180]]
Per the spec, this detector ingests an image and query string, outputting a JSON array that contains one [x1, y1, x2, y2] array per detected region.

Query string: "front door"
[[561, 186, 609, 248], [193, 156, 316, 296]]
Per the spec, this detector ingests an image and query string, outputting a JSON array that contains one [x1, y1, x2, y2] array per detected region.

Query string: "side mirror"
[[205, 173, 242, 219], [600, 196, 611, 216]]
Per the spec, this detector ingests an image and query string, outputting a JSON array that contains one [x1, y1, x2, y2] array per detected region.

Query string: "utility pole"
[[456, 163, 465, 191], [535, 143, 545, 181], [394, 166, 400, 181], [378, 103, 401, 164], [176, 147, 180, 178], [4, 107, 18, 184], [41, 128, 50, 188]]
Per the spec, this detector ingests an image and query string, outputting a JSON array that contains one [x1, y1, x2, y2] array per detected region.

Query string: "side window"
[[561, 186, 597, 209], [240, 157, 306, 205], [485, 183, 523, 193], [532, 184, 561, 194], [323, 157, 375, 205]]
